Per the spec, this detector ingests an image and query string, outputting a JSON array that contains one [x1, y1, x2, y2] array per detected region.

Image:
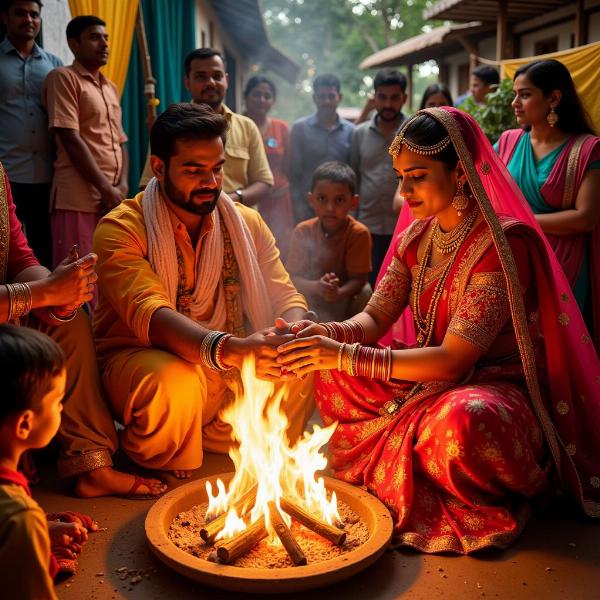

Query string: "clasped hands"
[[223, 316, 341, 381], [44, 244, 98, 318]]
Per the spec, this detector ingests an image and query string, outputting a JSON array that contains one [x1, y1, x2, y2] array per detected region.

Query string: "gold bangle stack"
[[6, 283, 32, 320], [343, 342, 361, 376], [320, 320, 366, 343], [200, 330, 233, 371]]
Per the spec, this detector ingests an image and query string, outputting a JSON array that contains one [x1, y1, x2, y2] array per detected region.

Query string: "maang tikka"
[[452, 180, 469, 216]]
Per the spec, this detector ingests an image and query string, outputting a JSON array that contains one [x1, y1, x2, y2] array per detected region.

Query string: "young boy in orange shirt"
[[0, 325, 93, 599], [286, 161, 372, 322]]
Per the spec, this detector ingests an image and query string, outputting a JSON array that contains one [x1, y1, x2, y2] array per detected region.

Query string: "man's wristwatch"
[[234, 189, 244, 203]]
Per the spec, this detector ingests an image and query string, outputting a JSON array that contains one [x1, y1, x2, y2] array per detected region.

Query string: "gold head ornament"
[[389, 114, 452, 157]]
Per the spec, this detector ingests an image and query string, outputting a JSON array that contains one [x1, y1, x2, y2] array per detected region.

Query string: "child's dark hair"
[[311, 161, 356, 195], [472, 65, 500, 86], [0, 324, 65, 422]]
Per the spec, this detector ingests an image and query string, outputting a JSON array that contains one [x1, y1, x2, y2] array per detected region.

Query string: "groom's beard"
[[163, 173, 220, 215]]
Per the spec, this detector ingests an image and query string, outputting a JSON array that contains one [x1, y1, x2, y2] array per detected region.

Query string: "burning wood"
[[267, 501, 307, 566], [200, 485, 257, 544], [216, 517, 268, 564], [198, 357, 345, 566], [280, 497, 346, 546]]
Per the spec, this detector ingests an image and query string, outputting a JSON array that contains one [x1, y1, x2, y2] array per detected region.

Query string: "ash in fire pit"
[[169, 500, 369, 568]]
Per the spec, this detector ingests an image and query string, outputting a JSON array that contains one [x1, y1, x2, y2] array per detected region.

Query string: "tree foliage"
[[260, 0, 440, 122]]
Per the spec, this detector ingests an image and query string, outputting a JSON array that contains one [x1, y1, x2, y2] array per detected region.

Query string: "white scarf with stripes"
[[142, 177, 273, 332]]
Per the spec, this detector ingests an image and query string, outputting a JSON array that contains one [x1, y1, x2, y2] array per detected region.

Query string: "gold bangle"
[[48, 307, 77, 323], [6, 283, 32, 319], [337, 342, 346, 372]]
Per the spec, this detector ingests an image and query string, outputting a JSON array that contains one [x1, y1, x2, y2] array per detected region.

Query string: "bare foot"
[[75, 466, 167, 498], [171, 469, 193, 479]]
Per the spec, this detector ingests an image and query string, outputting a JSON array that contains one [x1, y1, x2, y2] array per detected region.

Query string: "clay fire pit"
[[145, 472, 393, 594]]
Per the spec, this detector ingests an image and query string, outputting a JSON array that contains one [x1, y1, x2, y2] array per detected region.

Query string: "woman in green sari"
[[496, 59, 600, 347]]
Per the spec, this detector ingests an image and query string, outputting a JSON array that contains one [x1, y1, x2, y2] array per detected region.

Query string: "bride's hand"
[[277, 335, 341, 378]]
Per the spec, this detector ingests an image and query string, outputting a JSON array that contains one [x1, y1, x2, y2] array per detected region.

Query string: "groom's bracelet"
[[200, 331, 232, 371]]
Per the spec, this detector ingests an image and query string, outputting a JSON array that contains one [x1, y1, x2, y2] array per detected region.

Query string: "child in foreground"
[[0, 324, 96, 599], [286, 161, 372, 322]]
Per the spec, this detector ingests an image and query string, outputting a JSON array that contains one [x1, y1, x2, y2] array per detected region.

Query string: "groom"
[[93, 103, 313, 477]]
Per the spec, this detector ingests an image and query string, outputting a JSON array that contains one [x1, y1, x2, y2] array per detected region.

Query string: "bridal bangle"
[[342, 343, 392, 381], [320, 320, 365, 343]]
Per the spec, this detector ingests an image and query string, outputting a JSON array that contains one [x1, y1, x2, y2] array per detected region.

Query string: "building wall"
[[40, 0, 72, 65], [588, 11, 600, 42], [519, 21, 574, 56]]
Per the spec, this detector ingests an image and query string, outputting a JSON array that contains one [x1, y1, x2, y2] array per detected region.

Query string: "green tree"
[[260, 0, 440, 122], [460, 79, 518, 144]]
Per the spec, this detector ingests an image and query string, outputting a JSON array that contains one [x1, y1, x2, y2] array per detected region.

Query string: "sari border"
[[397, 219, 428, 258], [562, 134, 593, 209], [422, 108, 563, 478], [0, 163, 9, 284], [391, 501, 531, 554]]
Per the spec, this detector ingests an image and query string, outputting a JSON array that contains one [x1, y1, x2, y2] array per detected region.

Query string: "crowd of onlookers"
[[0, 0, 510, 324]]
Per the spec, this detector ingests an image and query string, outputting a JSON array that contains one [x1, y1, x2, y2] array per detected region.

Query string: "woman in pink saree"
[[278, 108, 600, 554], [496, 60, 600, 347]]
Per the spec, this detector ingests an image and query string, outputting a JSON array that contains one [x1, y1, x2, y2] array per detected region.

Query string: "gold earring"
[[547, 106, 558, 127], [452, 180, 469, 216]]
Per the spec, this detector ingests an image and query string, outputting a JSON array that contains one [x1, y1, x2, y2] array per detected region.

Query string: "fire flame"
[[205, 356, 340, 542]]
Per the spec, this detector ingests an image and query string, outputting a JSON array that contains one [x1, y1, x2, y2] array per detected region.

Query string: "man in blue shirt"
[[289, 74, 354, 224], [0, 0, 62, 267]]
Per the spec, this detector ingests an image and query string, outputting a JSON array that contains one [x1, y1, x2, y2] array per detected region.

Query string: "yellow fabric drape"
[[67, 0, 139, 96], [502, 40, 600, 134]]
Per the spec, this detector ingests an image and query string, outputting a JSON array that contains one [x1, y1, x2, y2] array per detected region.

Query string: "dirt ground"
[[34, 451, 600, 600]]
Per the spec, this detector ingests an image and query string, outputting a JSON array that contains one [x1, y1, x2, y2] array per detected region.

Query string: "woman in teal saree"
[[497, 59, 600, 347]]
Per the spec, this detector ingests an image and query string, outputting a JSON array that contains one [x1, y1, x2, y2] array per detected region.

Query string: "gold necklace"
[[412, 211, 478, 346], [432, 208, 478, 255]]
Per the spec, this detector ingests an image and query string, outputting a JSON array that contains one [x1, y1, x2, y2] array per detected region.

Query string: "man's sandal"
[[122, 475, 166, 500]]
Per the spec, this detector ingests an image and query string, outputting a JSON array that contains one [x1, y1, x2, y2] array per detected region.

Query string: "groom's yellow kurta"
[[93, 193, 313, 470]]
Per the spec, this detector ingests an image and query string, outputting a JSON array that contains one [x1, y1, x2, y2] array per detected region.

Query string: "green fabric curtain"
[[121, 0, 195, 192]]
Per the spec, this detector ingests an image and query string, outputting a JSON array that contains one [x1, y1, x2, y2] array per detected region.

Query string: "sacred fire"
[[199, 357, 347, 565]]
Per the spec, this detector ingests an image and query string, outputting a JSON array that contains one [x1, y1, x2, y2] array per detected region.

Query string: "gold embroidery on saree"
[[0, 163, 9, 284], [562, 135, 592, 210], [368, 256, 411, 320], [447, 275, 511, 352]]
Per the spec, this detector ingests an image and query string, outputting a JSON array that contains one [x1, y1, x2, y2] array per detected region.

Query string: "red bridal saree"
[[316, 108, 600, 553]]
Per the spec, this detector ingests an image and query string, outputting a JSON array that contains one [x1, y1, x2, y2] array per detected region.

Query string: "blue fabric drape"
[[121, 0, 195, 192]]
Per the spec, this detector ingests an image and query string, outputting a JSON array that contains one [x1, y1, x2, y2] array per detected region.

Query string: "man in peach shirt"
[[93, 103, 313, 478], [43, 15, 128, 269]]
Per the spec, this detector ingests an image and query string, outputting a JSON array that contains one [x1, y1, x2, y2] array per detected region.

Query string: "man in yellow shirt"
[[140, 48, 273, 206], [94, 103, 313, 477]]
